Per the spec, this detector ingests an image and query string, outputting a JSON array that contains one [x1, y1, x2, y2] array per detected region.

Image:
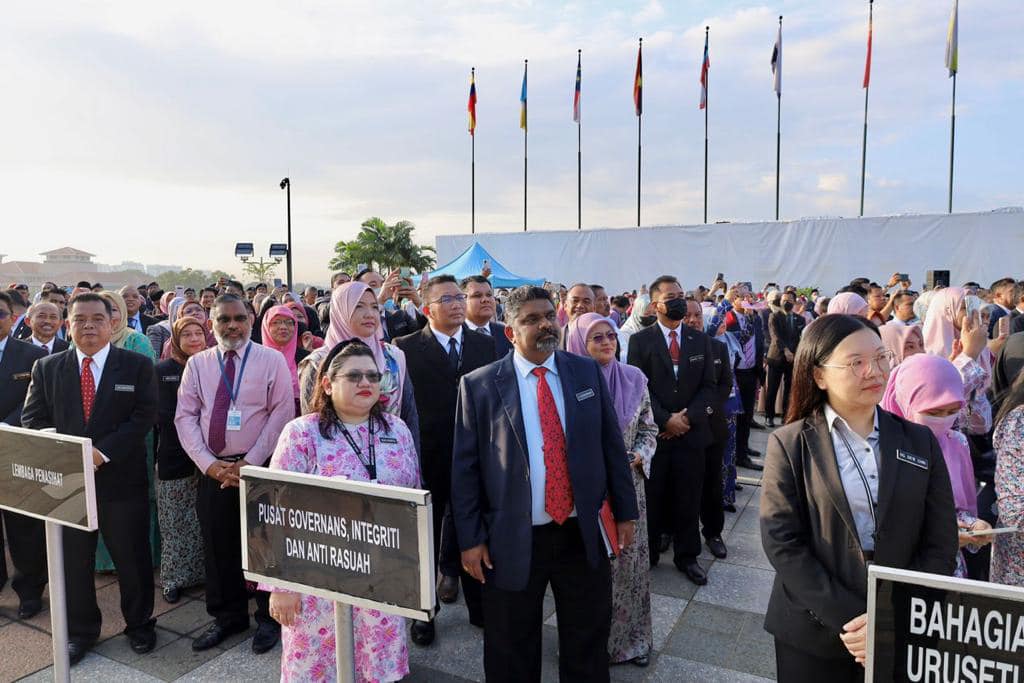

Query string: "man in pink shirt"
[[175, 294, 294, 655]]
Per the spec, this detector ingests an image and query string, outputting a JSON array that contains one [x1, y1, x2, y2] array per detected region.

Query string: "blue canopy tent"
[[430, 242, 545, 288]]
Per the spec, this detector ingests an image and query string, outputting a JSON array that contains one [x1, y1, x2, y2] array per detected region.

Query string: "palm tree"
[[328, 218, 436, 274]]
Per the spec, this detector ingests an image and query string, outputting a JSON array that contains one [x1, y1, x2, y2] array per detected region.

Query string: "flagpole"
[[637, 38, 642, 228], [578, 49, 582, 231], [704, 26, 709, 225], [523, 59, 528, 232], [948, 71, 956, 214], [775, 16, 782, 221], [471, 67, 476, 234], [859, 0, 872, 218]]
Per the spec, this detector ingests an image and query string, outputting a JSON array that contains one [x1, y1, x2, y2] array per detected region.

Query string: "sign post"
[[867, 564, 1024, 682], [240, 466, 434, 682], [0, 425, 98, 683]]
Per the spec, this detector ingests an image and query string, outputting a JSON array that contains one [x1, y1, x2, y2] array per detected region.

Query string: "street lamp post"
[[280, 178, 293, 289]]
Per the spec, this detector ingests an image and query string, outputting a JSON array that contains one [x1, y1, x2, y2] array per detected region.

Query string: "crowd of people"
[[2, 268, 1024, 681]]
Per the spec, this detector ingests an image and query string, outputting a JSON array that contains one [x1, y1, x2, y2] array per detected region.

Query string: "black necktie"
[[448, 337, 460, 369]]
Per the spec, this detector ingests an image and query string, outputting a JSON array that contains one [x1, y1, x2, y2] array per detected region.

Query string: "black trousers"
[[196, 474, 271, 627], [774, 639, 863, 683], [646, 440, 704, 564], [438, 503, 483, 625], [734, 368, 759, 454], [64, 494, 154, 644], [482, 519, 611, 683], [0, 510, 47, 602], [765, 360, 793, 421], [700, 439, 725, 539]]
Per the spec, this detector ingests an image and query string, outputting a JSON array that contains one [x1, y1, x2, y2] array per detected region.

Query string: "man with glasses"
[[395, 275, 496, 644], [175, 294, 294, 655], [461, 275, 512, 356]]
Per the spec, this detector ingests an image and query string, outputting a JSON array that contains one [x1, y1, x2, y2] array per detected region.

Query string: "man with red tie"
[[175, 294, 294, 654], [22, 292, 159, 664], [451, 285, 638, 682]]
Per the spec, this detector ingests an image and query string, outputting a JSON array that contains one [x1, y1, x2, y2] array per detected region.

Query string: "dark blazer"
[[760, 409, 958, 659], [393, 325, 496, 495], [1010, 310, 1024, 336], [626, 323, 717, 449], [154, 358, 196, 481], [766, 310, 805, 364], [136, 313, 157, 334], [27, 337, 69, 355], [21, 346, 159, 502], [483, 321, 513, 357], [451, 351, 639, 592], [708, 338, 735, 442], [0, 337, 47, 425], [383, 308, 426, 342], [989, 305, 1010, 339], [11, 317, 30, 341]]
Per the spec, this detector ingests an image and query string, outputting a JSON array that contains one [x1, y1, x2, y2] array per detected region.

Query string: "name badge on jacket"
[[12, 372, 30, 380], [575, 388, 595, 402], [690, 354, 704, 363], [114, 384, 135, 392], [896, 449, 928, 470]]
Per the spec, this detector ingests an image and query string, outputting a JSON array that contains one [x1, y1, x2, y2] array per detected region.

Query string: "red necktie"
[[532, 368, 573, 524], [668, 330, 680, 364], [208, 350, 236, 455], [81, 357, 95, 423]]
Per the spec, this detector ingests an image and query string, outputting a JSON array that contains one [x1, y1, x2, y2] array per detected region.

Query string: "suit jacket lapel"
[[651, 326, 675, 376], [495, 355, 530, 466], [0, 340, 13, 377], [554, 352, 577, 455], [61, 351, 86, 430], [803, 413, 860, 543], [90, 347, 121, 425], [460, 324, 488, 372], [875, 409, 901, 529], [419, 327, 455, 380]]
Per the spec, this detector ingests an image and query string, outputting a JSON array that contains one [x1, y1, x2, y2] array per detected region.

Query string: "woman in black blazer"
[[759, 314, 958, 682]]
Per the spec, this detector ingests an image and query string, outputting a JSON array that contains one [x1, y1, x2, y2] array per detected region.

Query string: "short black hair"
[[891, 290, 914, 306], [150, 290, 165, 303], [590, 284, 606, 293], [76, 281, 92, 288], [840, 284, 868, 297], [201, 287, 218, 297], [69, 292, 112, 316], [226, 280, 244, 292], [0, 291, 14, 314], [354, 268, 375, 282], [459, 275, 491, 290], [504, 286, 553, 325], [425, 274, 458, 298], [567, 282, 593, 294], [649, 275, 679, 298], [611, 296, 630, 308], [6, 290, 28, 308], [991, 277, 1017, 292], [331, 272, 351, 286]]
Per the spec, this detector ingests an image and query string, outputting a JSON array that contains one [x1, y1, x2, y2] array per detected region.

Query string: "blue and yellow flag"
[[520, 61, 528, 131]]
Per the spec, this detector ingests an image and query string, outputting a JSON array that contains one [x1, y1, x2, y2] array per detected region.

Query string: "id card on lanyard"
[[339, 419, 377, 483], [217, 344, 253, 432]]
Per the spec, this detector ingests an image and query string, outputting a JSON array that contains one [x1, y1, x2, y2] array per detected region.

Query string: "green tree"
[[328, 218, 436, 274], [241, 259, 279, 284], [155, 268, 237, 293]]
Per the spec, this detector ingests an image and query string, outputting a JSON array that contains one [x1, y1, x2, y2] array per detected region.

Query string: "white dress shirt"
[[824, 404, 880, 552], [30, 336, 55, 354], [430, 324, 464, 358], [512, 351, 573, 525], [465, 320, 491, 335], [656, 319, 684, 377], [128, 312, 142, 331]]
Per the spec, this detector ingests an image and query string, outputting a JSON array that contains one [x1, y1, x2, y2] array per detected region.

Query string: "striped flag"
[[633, 41, 642, 116], [573, 52, 582, 123], [771, 23, 782, 95], [699, 33, 710, 109], [863, 5, 873, 88], [519, 62, 528, 131], [467, 70, 477, 135], [945, 0, 958, 77]]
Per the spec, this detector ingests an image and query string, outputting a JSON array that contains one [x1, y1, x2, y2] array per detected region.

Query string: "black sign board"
[[868, 565, 1024, 682], [240, 466, 434, 620], [0, 425, 97, 530]]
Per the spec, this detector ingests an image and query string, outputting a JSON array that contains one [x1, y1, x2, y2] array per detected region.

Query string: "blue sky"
[[1, 1, 1021, 283]]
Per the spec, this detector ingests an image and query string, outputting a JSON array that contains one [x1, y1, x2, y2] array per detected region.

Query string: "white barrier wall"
[[435, 210, 1024, 294]]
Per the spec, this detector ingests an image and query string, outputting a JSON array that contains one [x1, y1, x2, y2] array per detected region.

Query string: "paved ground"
[[1, 428, 776, 682]]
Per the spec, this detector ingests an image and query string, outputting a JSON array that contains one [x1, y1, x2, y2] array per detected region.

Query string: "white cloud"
[[817, 173, 847, 192]]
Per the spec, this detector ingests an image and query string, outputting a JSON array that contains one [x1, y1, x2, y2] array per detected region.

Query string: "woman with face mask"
[[881, 353, 992, 578]]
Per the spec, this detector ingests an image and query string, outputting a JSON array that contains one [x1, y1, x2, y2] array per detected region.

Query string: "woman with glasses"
[[566, 312, 657, 668], [760, 314, 957, 681], [265, 340, 419, 682], [260, 305, 308, 417]]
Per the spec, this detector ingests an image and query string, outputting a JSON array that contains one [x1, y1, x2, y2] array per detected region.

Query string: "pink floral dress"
[[265, 412, 421, 682]]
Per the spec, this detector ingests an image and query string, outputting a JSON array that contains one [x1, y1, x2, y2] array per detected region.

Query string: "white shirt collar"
[[75, 342, 111, 371], [465, 319, 488, 332], [512, 350, 558, 379], [0, 334, 8, 352], [430, 324, 463, 349], [824, 404, 879, 437], [217, 340, 251, 356], [31, 335, 54, 350], [656, 319, 683, 343]]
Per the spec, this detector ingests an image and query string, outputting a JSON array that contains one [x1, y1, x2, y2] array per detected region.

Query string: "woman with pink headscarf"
[[826, 292, 870, 318], [297, 282, 419, 451], [921, 287, 992, 435], [878, 323, 924, 367], [261, 305, 308, 417], [881, 353, 992, 577]]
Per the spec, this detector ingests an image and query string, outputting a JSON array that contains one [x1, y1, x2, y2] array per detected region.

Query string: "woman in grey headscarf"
[[147, 296, 185, 355], [619, 293, 654, 361]]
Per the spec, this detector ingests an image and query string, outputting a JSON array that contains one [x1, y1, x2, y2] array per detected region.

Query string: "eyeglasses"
[[269, 319, 295, 328], [820, 350, 895, 377], [430, 294, 467, 306], [587, 332, 617, 345], [340, 371, 382, 384], [215, 314, 249, 324]]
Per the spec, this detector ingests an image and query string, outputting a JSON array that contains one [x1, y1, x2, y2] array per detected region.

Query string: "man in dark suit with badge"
[[451, 285, 638, 682], [395, 274, 497, 644], [21, 292, 159, 664], [0, 290, 49, 620], [626, 276, 717, 585]]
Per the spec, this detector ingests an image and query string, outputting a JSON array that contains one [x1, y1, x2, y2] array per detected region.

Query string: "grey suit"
[[760, 409, 957, 666]]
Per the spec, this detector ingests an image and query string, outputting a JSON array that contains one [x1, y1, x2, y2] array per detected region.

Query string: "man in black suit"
[[452, 285, 638, 682], [461, 275, 513, 356], [7, 289, 30, 340], [394, 274, 497, 644], [119, 285, 157, 334], [23, 302, 70, 355], [627, 275, 716, 585], [0, 291, 49, 620], [764, 291, 805, 428], [22, 292, 159, 664], [558, 283, 595, 349]]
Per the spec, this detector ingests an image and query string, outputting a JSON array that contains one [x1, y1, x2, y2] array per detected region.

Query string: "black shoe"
[[411, 619, 435, 647], [658, 533, 672, 554], [632, 654, 650, 667], [438, 575, 459, 604], [745, 448, 762, 458], [192, 621, 249, 651], [765, 417, 776, 428], [68, 641, 91, 666], [17, 598, 43, 619], [127, 628, 157, 654], [162, 586, 181, 604], [736, 456, 764, 472], [251, 622, 281, 654], [723, 503, 738, 513], [677, 560, 708, 586], [735, 483, 745, 491], [749, 420, 766, 430], [706, 536, 728, 559]]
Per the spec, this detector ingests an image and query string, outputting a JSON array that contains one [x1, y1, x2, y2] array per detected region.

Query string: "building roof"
[[39, 247, 96, 258]]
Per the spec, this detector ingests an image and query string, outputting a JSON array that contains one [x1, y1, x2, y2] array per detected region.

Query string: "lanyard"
[[836, 425, 879, 540], [216, 343, 252, 406], [338, 419, 376, 481]]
